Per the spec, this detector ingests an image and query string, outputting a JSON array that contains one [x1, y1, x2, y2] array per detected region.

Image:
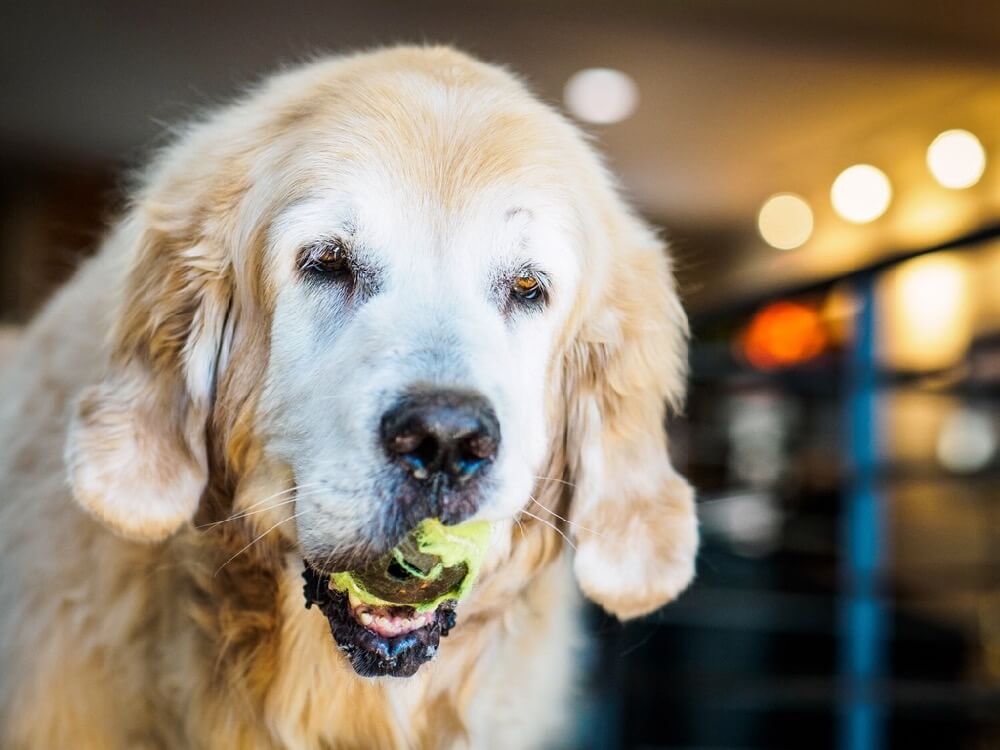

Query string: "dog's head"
[[66, 47, 696, 677]]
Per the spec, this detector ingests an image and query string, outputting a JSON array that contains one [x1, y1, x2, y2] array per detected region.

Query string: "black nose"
[[380, 390, 500, 483]]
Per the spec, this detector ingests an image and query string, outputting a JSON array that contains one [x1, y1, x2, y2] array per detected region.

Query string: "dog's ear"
[[563, 213, 697, 621], [66, 218, 232, 543]]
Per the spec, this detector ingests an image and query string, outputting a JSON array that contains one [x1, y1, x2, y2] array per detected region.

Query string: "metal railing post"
[[840, 271, 888, 750]]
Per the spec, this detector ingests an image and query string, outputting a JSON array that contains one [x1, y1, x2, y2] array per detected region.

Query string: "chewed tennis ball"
[[329, 519, 492, 613]]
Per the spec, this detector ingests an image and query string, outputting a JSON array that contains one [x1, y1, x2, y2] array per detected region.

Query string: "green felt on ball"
[[329, 518, 492, 613]]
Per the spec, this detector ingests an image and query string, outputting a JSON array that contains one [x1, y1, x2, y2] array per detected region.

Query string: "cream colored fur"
[[0, 46, 695, 749]]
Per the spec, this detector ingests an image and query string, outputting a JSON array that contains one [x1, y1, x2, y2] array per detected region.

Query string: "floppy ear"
[[564, 215, 697, 620], [66, 219, 231, 543]]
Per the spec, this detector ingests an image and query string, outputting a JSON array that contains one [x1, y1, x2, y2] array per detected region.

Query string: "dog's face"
[[67, 47, 697, 679], [261, 168, 578, 570]]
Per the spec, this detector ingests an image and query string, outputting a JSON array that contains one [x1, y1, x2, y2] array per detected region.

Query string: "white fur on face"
[[257, 169, 581, 566]]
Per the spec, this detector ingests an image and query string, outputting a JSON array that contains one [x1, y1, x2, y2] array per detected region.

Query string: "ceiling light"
[[563, 68, 638, 125], [757, 193, 814, 250], [830, 164, 892, 224], [927, 129, 986, 189]]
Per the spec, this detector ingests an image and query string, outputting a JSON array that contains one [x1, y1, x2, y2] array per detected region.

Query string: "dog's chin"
[[302, 563, 457, 678]]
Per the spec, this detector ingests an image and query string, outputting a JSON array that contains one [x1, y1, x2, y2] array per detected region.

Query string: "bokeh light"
[[879, 253, 974, 371], [742, 301, 828, 369], [757, 193, 814, 249], [937, 407, 997, 473], [563, 68, 638, 125], [926, 129, 986, 189], [831, 164, 892, 224]]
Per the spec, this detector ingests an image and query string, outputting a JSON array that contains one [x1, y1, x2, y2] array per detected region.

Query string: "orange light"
[[742, 301, 828, 369]]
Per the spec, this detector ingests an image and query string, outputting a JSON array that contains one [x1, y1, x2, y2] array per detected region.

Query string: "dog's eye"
[[299, 241, 351, 278], [511, 275, 543, 302]]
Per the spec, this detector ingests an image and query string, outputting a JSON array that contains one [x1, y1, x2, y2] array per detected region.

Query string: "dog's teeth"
[[353, 605, 436, 636], [348, 590, 362, 610]]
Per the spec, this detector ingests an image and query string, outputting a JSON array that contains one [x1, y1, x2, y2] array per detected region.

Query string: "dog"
[[0, 46, 697, 749]]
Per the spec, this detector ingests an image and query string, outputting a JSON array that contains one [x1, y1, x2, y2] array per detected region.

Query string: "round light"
[[742, 301, 828, 370], [563, 68, 638, 125], [757, 193, 814, 249], [880, 253, 973, 371], [937, 407, 996, 473], [830, 164, 892, 224], [927, 129, 986, 189]]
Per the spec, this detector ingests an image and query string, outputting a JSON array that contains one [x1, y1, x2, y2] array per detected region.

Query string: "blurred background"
[[3, 2, 1000, 748]]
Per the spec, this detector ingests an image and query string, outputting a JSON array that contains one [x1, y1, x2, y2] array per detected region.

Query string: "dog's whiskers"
[[224, 482, 322, 516], [200, 488, 329, 528], [214, 512, 304, 576], [519, 508, 577, 551], [197, 498, 297, 529], [527, 493, 602, 538], [532, 474, 578, 489], [196, 486, 329, 529], [513, 515, 527, 541], [197, 490, 320, 529]]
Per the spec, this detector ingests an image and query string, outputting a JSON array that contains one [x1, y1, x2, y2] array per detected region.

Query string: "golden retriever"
[[0, 46, 696, 749]]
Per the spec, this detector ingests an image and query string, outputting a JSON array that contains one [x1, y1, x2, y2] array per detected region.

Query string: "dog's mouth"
[[302, 562, 457, 678], [300, 519, 490, 678]]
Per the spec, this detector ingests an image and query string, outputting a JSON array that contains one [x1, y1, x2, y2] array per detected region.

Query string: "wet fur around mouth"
[[302, 563, 457, 678]]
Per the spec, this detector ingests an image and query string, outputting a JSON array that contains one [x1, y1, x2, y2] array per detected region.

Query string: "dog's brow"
[[504, 207, 533, 223]]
